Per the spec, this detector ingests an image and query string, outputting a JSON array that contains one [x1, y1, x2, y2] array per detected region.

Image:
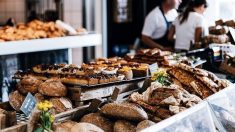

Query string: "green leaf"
[[34, 127, 43, 132]]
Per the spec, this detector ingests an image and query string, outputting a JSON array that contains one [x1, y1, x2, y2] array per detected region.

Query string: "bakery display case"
[[0, 0, 235, 131]]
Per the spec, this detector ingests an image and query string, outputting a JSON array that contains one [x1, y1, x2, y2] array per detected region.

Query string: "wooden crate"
[[67, 78, 145, 106], [0, 102, 27, 132]]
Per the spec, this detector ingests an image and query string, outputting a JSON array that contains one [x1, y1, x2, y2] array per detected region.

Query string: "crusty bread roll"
[[136, 120, 155, 132], [113, 120, 136, 132], [80, 113, 113, 132], [70, 123, 104, 132], [50, 97, 73, 114], [38, 79, 67, 97], [101, 103, 148, 122], [16, 76, 42, 95], [53, 120, 77, 132], [9, 91, 25, 111], [34, 93, 44, 103]]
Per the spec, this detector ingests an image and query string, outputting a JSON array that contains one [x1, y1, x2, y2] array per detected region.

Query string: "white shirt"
[[173, 12, 208, 50], [142, 6, 178, 39]]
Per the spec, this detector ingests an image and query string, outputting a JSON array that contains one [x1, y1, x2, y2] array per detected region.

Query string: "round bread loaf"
[[50, 97, 72, 114], [80, 113, 113, 132], [9, 91, 25, 111], [17, 76, 42, 95], [53, 120, 77, 132], [70, 123, 104, 132], [136, 120, 155, 132], [101, 103, 148, 121], [113, 120, 136, 132], [38, 79, 67, 97], [34, 93, 44, 103]]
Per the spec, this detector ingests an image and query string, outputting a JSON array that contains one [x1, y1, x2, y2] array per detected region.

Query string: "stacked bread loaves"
[[9, 76, 72, 114]]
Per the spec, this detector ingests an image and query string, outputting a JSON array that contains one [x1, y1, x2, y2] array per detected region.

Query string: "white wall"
[[205, 0, 235, 26]]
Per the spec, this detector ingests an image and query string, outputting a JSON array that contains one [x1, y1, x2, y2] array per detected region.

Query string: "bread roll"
[[136, 120, 155, 132], [17, 76, 42, 95], [50, 97, 72, 114], [9, 91, 25, 111], [34, 93, 44, 103], [70, 123, 104, 132], [53, 120, 77, 132], [113, 120, 136, 132], [101, 103, 148, 121], [38, 79, 67, 97], [80, 113, 113, 132]]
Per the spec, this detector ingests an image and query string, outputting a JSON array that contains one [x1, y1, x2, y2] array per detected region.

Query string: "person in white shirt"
[[168, 0, 208, 51], [141, 0, 180, 50]]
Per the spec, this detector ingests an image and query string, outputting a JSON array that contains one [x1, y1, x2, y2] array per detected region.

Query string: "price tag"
[[20, 93, 36, 116], [229, 27, 235, 43], [149, 63, 159, 75]]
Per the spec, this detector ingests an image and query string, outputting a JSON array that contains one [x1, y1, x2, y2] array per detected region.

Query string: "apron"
[[153, 6, 174, 47]]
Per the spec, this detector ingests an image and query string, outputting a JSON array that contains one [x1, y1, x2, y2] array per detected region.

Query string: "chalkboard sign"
[[20, 93, 37, 116], [149, 63, 159, 75]]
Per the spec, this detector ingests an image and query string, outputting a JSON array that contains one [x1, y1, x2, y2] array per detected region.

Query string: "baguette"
[[177, 63, 208, 76], [195, 75, 219, 93], [101, 102, 148, 121]]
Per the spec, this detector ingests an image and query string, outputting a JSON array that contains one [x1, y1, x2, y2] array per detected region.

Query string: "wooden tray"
[[68, 77, 146, 103]]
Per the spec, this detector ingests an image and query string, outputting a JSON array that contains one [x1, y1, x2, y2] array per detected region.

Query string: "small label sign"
[[229, 27, 235, 43], [149, 63, 159, 75], [20, 93, 37, 116]]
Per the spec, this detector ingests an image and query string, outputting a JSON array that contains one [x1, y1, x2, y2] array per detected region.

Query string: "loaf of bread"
[[113, 120, 136, 132], [70, 123, 104, 132], [80, 113, 113, 132], [34, 93, 44, 103], [9, 91, 25, 111], [101, 102, 148, 121], [38, 79, 67, 97], [53, 120, 77, 132], [136, 120, 155, 132], [50, 97, 73, 114], [16, 76, 42, 95]]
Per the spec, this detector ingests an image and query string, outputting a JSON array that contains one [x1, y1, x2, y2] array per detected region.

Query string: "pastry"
[[118, 66, 133, 80], [38, 79, 67, 97]]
